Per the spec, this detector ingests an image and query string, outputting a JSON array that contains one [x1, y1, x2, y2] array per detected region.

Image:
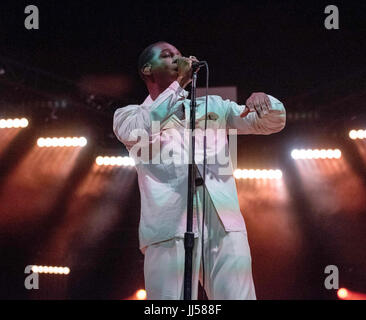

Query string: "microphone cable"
[[200, 61, 209, 300]]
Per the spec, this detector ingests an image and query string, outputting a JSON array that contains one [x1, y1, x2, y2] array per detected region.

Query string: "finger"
[[246, 100, 254, 111], [258, 100, 267, 114], [261, 96, 269, 112], [253, 106, 261, 118], [240, 106, 250, 118], [265, 95, 271, 110], [189, 55, 199, 62], [254, 96, 261, 109], [259, 99, 269, 114]]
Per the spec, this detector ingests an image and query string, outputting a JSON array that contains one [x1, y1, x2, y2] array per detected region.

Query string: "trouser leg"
[[144, 185, 256, 300], [143, 188, 202, 300], [196, 186, 257, 300], [144, 237, 201, 300]]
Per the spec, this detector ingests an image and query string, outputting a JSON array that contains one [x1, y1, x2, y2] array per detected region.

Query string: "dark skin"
[[141, 42, 271, 117]]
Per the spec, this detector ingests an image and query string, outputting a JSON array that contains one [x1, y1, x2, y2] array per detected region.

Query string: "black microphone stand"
[[183, 69, 198, 300]]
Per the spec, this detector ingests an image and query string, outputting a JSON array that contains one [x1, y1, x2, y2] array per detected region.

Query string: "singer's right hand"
[[174, 56, 196, 89]]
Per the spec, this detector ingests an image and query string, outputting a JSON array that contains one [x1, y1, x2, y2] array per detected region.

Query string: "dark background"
[[1, 0, 366, 100]]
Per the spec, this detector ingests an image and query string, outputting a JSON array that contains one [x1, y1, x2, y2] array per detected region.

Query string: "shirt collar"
[[141, 95, 154, 107], [141, 84, 189, 108]]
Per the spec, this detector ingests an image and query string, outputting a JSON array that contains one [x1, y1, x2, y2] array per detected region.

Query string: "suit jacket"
[[113, 81, 286, 252]]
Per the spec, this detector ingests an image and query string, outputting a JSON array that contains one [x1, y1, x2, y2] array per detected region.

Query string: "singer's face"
[[149, 42, 182, 84]]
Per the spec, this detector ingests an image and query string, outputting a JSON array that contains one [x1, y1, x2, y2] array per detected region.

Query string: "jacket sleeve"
[[224, 94, 286, 135], [113, 81, 187, 149]]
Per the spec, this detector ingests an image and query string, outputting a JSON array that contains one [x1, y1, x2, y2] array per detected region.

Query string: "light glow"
[[95, 156, 135, 167], [31, 265, 70, 275], [136, 289, 147, 300], [234, 169, 282, 180], [349, 129, 366, 140], [0, 118, 29, 128], [37, 137, 87, 147], [291, 148, 342, 159]]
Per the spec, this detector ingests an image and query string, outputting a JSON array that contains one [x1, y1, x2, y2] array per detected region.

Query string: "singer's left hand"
[[241, 92, 271, 118]]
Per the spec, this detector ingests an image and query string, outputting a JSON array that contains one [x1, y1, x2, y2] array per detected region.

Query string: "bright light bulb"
[[13, 118, 20, 128], [337, 288, 348, 299], [71, 137, 78, 146], [45, 138, 52, 147], [20, 118, 29, 127], [104, 157, 111, 165], [116, 157, 123, 166], [110, 156, 117, 166], [136, 289, 147, 300], [37, 138, 44, 147], [79, 137, 87, 147], [121, 157, 129, 166], [233, 170, 242, 179], [52, 137, 59, 147], [58, 137, 65, 147], [96, 156, 104, 166], [65, 137, 72, 147], [349, 130, 356, 139], [334, 149, 341, 159]]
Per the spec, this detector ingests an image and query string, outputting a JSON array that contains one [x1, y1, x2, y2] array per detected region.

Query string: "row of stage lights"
[[0, 118, 29, 128], [349, 129, 366, 140], [96, 156, 135, 167], [291, 148, 341, 159], [31, 265, 70, 275], [37, 137, 87, 147]]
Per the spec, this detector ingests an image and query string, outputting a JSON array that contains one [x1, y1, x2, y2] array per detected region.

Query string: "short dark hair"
[[137, 41, 166, 80]]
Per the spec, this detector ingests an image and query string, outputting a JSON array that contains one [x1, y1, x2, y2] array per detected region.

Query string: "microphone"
[[192, 61, 207, 71]]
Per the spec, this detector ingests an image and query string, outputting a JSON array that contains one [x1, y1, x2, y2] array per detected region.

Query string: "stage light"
[[0, 117, 29, 128], [31, 265, 71, 275], [233, 169, 242, 179], [337, 288, 348, 299], [95, 156, 135, 167], [96, 156, 104, 166], [79, 137, 87, 147], [291, 148, 341, 159], [234, 169, 282, 180], [333, 149, 341, 159], [349, 129, 366, 140], [37, 136, 87, 147], [136, 289, 147, 300]]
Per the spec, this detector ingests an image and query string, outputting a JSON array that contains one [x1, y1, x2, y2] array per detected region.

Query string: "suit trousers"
[[143, 184, 256, 300]]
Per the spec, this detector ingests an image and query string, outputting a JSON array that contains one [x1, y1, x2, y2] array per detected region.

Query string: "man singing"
[[113, 41, 286, 299]]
